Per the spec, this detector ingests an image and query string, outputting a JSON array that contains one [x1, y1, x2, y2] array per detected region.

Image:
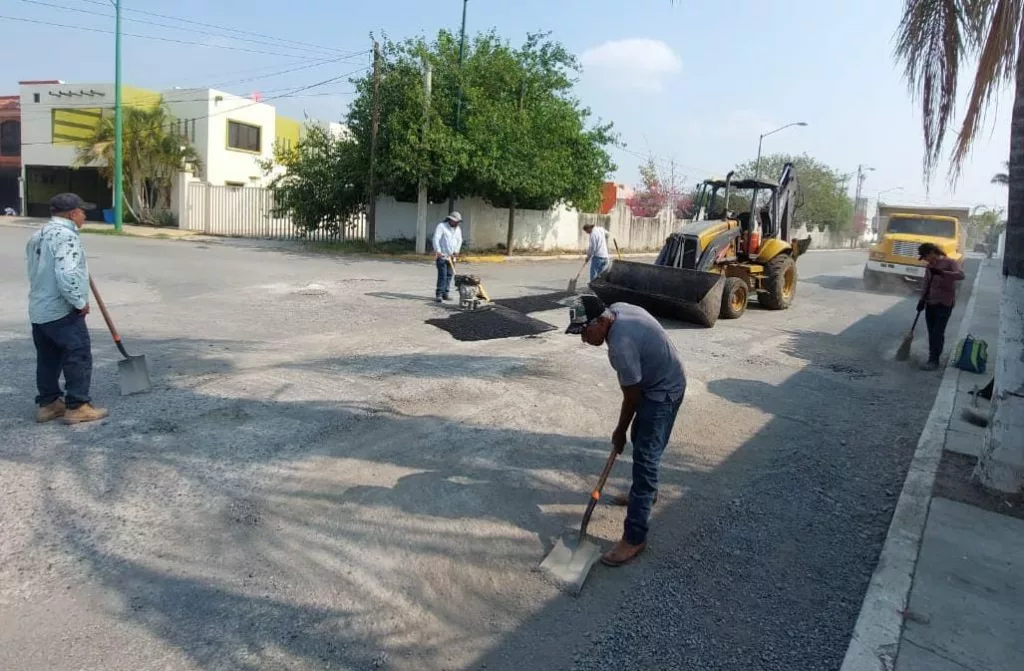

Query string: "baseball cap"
[[918, 242, 941, 259], [565, 294, 607, 334], [49, 193, 96, 214], [447, 211, 463, 223]]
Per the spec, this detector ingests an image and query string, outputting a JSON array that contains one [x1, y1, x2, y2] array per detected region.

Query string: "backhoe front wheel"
[[720, 277, 748, 319], [759, 254, 797, 310]]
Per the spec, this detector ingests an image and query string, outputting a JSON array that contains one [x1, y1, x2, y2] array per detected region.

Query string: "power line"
[[74, 0, 350, 56], [17, 0, 352, 58], [0, 14, 342, 60]]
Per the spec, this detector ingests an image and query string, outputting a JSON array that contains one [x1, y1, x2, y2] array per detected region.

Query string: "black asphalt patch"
[[426, 306, 556, 341], [493, 291, 576, 315]]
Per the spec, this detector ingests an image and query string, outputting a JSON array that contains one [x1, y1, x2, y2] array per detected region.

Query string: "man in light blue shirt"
[[25, 193, 108, 425], [432, 211, 463, 302]]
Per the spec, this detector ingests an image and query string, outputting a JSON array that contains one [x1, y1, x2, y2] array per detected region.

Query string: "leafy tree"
[[75, 99, 200, 224], [261, 125, 366, 237], [734, 153, 854, 233], [627, 156, 690, 218], [342, 30, 615, 252], [893, 0, 1023, 491]]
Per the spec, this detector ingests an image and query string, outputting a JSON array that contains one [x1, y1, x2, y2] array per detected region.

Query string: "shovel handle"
[[613, 239, 622, 261], [579, 443, 621, 537], [88, 278, 130, 359]]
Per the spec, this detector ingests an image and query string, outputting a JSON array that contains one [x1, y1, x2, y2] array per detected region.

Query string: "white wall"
[[375, 197, 454, 242], [186, 89, 276, 187], [19, 81, 114, 168]]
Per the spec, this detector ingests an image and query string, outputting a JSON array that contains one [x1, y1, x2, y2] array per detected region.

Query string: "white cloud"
[[580, 39, 682, 92]]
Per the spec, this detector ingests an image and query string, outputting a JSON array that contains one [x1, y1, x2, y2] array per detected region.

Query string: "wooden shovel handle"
[[579, 443, 621, 537], [89, 278, 129, 358]]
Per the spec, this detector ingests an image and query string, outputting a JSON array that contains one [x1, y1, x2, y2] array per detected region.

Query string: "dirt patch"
[[493, 292, 575, 314], [425, 306, 556, 341], [933, 450, 1024, 521]]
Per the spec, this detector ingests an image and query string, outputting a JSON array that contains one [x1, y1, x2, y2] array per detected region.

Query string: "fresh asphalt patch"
[[493, 291, 576, 314], [425, 305, 556, 341]]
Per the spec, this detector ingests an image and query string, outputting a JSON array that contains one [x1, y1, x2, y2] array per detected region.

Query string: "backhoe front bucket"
[[589, 260, 724, 327]]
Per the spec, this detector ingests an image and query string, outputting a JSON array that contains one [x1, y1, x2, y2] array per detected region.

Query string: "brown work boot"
[[608, 491, 658, 507], [601, 538, 647, 567], [35, 398, 66, 423], [63, 403, 109, 425]]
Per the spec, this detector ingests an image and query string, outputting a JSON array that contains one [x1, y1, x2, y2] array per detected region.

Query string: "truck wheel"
[[720, 277, 748, 319], [758, 254, 797, 310], [863, 266, 882, 291]]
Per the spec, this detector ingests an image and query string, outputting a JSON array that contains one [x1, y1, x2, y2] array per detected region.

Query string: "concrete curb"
[[839, 259, 987, 671]]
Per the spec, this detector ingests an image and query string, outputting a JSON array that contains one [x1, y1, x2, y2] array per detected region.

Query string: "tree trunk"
[[506, 200, 515, 256], [973, 45, 1024, 494]]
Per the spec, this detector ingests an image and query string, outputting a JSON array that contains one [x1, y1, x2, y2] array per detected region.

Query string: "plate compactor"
[[453, 273, 494, 311]]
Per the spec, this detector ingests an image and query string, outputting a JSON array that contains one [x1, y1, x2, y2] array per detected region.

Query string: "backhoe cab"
[[590, 163, 812, 327]]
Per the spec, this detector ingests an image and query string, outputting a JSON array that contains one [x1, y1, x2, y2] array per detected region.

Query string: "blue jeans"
[[435, 257, 454, 298], [625, 394, 683, 545], [590, 256, 609, 282], [32, 311, 92, 409]]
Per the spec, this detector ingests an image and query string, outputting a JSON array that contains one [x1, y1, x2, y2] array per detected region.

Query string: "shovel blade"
[[117, 355, 151, 395], [567, 278, 578, 294], [539, 532, 604, 595]]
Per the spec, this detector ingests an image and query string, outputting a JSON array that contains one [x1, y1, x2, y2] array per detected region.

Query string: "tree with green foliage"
[[75, 99, 200, 225], [261, 125, 366, 238], [292, 29, 616, 252], [734, 153, 854, 233]]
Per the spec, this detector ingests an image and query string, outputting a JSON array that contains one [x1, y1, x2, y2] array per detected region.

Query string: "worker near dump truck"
[[917, 242, 965, 371], [25, 193, 109, 425], [566, 294, 686, 567], [582, 223, 610, 281], [432, 212, 463, 303]]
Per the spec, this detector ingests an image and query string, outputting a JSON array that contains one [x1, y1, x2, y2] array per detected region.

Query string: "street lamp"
[[874, 186, 902, 237], [755, 122, 808, 179]]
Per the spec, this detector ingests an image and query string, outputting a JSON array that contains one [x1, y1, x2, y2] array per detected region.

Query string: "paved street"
[[0, 225, 979, 671]]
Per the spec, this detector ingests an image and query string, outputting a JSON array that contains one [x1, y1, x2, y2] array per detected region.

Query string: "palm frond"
[[893, 0, 976, 179], [950, 0, 1024, 177]]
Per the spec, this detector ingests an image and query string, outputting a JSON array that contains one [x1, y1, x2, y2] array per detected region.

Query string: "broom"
[[896, 274, 932, 362]]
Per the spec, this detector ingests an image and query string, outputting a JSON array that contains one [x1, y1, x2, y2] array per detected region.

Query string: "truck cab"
[[864, 212, 964, 289]]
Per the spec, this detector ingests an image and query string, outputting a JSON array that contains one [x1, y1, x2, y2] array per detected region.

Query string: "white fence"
[[181, 182, 367, 242]]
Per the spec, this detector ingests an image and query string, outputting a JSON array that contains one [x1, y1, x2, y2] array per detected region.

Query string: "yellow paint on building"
[[275, 115, 302, 152], [51, 86, 161, 146]]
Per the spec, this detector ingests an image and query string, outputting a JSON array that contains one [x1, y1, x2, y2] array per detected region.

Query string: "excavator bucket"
[[793, 237, 812, 258], [589, 260, 724, 328]]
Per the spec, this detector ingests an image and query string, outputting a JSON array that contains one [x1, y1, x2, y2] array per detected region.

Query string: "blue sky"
[[0, 0, 1013, 212]]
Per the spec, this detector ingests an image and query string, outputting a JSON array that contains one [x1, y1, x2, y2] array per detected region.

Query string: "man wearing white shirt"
[[583, 223, 610, 281], [432, 211, 463, 302]]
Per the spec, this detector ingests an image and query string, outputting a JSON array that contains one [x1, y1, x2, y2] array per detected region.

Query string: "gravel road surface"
[[0, 225, 978, 671]]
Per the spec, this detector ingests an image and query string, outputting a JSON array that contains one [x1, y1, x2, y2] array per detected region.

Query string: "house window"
[[0, 120, 20, 156], [227, 120, 261, 152], [33, 93, 40, 103], [225, 181, 245, 188]]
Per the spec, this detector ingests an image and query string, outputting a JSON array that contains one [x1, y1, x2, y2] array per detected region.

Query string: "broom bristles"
[[895, 333, 913, 361]]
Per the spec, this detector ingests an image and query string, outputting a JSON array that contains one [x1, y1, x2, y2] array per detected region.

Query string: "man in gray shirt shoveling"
[[566, 294, 686, 566]]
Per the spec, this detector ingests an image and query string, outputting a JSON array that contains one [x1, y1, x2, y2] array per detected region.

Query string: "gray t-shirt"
[[605, 303, 686, 403]]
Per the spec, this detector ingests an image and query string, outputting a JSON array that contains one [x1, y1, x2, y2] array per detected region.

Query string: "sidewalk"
[[842, 258, 1024, 671]]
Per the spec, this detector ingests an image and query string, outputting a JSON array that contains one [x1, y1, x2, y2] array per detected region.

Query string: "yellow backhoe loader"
[[590, 162, 812, 327]]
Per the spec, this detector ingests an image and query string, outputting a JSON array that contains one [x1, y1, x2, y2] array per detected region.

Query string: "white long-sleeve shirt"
[[586, 226, 609, 260], [432, 221, 463, 258]]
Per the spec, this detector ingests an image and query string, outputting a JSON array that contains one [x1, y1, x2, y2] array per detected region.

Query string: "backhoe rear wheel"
[[758, 253, 797, 310], [720, 277, 748, 319]]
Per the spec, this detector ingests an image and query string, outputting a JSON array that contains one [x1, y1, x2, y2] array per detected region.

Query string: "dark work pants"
[[625, 394, 684, 545], [924, 304, 953, 364], [32, 311, 92, 409], [435, 257, 453, 298]]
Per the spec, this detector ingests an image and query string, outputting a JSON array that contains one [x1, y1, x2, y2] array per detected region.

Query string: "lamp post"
[[447, 0, 468, 214], [875, 186, 902, 238], [755, 122, 807, 179], [113, 0, 123, 232]]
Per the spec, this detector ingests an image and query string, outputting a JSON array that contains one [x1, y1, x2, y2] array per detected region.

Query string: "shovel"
[[89, 278, 152, 395], [567, 258, 588, 293], [539, 442, 622, 595]]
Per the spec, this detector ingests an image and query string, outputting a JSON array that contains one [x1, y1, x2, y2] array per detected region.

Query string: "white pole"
[[416, 57, 433, 254]]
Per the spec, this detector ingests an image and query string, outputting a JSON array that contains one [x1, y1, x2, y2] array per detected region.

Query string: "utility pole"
[[505, 78, 526, 256], [113, 0, 123, 233], [416, 56, 433, 255], [447, 0, 469, 214], [366, 41, 381, 248], [852, 164, 873, 248]]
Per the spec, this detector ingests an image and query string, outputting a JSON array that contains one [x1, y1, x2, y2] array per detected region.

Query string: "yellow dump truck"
[[863, 205, 967, 289]]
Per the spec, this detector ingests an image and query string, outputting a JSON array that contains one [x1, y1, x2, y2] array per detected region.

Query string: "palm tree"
[[993, 161, 1009, 185], [894, 0, 1023, 494], [75, 98, 201, 224]]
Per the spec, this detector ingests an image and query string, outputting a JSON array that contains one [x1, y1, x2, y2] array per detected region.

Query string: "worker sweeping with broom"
[[916, 242, 964, 371]]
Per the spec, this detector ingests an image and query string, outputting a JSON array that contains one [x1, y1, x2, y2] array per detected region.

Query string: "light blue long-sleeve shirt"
[[26, 217, 89, 324], [432, 221, 463, 258]]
